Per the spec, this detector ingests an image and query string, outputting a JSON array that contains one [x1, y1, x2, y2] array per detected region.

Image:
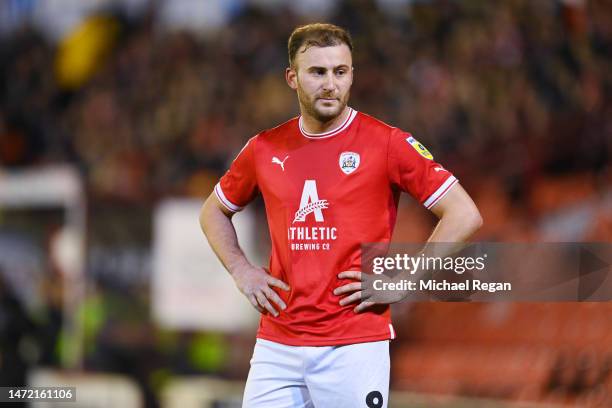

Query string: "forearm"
[[421, 183, 482, 257], [421, 208, 481, 257], [395, 186, 483, 283], [389, 215, 479, 286], [200, 194, 289, 315], [199, 195, 251, 275]]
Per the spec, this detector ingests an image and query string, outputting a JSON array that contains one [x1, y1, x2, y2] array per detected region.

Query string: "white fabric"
[[423, 175, 457, 209], [214, 183, 243, 212], [243, 338, 389, 408], [299, 108, 357, 139]]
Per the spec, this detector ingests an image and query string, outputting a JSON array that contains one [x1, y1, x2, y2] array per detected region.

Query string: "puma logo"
[[272, 155, 289, 171], [434, 167, 446, 172]]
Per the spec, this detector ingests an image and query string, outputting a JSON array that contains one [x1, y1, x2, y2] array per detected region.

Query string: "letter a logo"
[[293, 180, 328, 223]]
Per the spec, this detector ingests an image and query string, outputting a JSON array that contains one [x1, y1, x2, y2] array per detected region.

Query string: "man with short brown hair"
[[201, 23, 481, 407]]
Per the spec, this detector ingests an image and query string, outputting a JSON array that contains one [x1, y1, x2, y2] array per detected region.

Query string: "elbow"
[[450, 205, 482, 237]]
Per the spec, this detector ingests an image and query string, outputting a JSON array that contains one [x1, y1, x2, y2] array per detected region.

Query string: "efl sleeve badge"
[[406, 136, 434, 160]]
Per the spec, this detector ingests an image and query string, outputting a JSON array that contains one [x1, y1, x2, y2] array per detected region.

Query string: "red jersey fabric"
[[215, 108, 457, 346]]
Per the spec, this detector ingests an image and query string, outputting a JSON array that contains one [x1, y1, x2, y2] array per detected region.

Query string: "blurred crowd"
[[0, 0, 610, 240], [0, 0, 611, 406]]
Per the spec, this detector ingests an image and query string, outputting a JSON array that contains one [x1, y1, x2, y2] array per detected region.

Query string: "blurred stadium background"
[[0, 0, 610, 407]]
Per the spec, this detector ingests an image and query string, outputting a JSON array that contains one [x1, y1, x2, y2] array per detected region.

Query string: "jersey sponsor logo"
[[289, 180, 337, 251], [271, 155, 289, 171], [406, 136, 433, 160], [339, 151, 360, 174], [293, 180, 328, 223]]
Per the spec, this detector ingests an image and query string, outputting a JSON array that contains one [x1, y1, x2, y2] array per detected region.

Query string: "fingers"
[[267, 276, 290, 291], [239, 268, 290, 316], [247, 294, 264, 313], [354, 301, 375, 313], [263, 286, 287, 311], [339, 290, 362, 306], [338, 290, 376, 312], [336, 271, 374, 311], [333, 282, 362, 296], [336, 271, 368, 305], [247, 289, 285, 316], [337, 270, 362, 281], [255, 291, 279, 317]]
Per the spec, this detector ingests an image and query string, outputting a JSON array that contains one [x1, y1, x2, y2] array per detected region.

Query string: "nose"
[[322, 72, 336, 92]]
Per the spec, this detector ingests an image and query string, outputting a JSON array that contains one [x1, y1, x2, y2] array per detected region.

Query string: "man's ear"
[[286, 67, 298, 90]]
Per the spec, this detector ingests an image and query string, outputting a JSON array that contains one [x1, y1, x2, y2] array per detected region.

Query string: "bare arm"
[[200, 193, 289, 316], [424, 182, 482, 249], [200, 193, 250, 273], [336, 183, 482, 312]]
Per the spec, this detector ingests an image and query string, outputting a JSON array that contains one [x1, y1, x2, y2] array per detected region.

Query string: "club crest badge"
[[406, 136, 434, 160], [339, 151, 360, 175]]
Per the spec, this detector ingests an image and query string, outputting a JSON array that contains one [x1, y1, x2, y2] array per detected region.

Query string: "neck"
[[300, 106, 351, 135]]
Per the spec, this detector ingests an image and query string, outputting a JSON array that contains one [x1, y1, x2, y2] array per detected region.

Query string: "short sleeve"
[[214, 137, 259, 212], [387, 129, 458, 209]]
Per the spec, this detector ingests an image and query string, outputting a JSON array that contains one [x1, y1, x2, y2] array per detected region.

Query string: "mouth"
[[317, 97, 338, 102]]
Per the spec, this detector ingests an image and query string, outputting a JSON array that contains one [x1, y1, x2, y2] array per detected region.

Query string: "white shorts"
[[242, 338, 389, 408]]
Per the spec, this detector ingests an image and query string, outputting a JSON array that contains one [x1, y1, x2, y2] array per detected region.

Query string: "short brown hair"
[[288, 23, 353, 67]]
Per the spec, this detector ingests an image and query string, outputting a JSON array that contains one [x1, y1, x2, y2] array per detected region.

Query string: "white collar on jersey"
[[298, 107, 357, 139]]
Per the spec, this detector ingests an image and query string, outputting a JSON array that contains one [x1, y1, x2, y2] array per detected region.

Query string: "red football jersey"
[[215, 108, 457, 346]]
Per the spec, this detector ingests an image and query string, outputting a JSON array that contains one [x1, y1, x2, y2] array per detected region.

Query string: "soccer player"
[[200, 23, 482, 408]]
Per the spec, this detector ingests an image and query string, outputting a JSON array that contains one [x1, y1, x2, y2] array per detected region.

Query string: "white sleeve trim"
[[423, 175, 458, 209], [214, 183, 244, 212]]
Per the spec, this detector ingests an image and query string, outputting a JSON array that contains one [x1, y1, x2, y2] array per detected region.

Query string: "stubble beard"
[[297, 85, 350, 123]]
